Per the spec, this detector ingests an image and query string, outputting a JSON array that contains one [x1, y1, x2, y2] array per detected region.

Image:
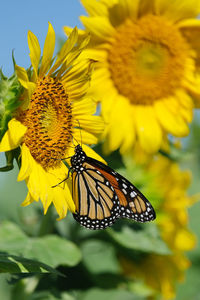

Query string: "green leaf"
[[29, 291, 75, 300], [0, 221, 82, 269], [81, 240, 121, 274], [0, 253, 62, 275], [0, 148, 21, 172], [28, 235, 81, 268], [107, 223, 171, 255], [79, 288, 144, 300]]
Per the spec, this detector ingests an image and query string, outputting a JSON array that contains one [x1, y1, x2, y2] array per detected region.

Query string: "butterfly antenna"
[[77, 119, 82, 146]]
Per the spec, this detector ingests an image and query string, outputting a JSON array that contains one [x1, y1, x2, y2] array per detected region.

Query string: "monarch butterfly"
[[68, 144, 156, 230]]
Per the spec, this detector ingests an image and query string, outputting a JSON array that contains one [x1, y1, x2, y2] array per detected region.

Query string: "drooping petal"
[[21, 192, 35, 207], [18, 144, 33, 181], [0, 119, 27, 152], [40, 22, 56, 77]]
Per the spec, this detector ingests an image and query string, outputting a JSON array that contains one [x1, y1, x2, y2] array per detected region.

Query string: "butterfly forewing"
[[87, 157, 156, 223], [112, 174, 156, 222], [72, 162, 121, 229]]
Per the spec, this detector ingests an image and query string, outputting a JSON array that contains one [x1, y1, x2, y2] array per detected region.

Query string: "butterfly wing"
[[86, 157, 156, 223], [72, 162, 121, 230]]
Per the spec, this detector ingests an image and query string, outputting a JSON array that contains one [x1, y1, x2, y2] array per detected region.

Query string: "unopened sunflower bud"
[[0, 71, 22, 140]]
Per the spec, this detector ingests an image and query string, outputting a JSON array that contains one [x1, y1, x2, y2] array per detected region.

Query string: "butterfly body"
[[70, 145, 156, 230]]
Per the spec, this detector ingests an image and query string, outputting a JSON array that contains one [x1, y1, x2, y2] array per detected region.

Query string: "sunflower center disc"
[[108, 15, 190, 104], [18, 76, 73, 169]]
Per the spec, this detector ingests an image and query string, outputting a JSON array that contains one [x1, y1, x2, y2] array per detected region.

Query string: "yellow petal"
[[0, 119, 27, 152], [53, 189, 68, 220], [28, 30, 41, 78], [134, 105, 162, 153], [155, 0, 200, 21], [89, 69, 114, 102], [53, 180, 75, 219], [73, 129, 98, 145], [48, 163, 75, 215], [65, 142, 107, 166], [63, 26, 86, 37], [26, 162, 45, 203], [101, 89, 117, 122], [82, 144, 107, 164], [63, 26, 87, 47], [154, 99, 189, 137], [18, 144, 33, 181], [40, 22, 56, 77], [178, 19, 200, 61], [15, 65, 29, 89], [183, 73, 200, 108], [175, 90, 193, 122], [72, 98, 96, 116], [15, 65, 36, 107], [62, 59, 96, 84], [75, 116, 104, 135], [80, 16, 116, 41], [21, 192, 35, 207], [62, 35, 91, 70], [175, 229, 196, 251], [111, 0, 140, 24], [138, 0, 155, 16], [49, 27, 78, 75], [79, 48, 108, 62], [81, 0, 108, 16], [107, 96, 135, 153]]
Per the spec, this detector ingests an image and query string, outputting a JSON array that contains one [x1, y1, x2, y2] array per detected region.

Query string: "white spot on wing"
[[130, 191, 137, 198]]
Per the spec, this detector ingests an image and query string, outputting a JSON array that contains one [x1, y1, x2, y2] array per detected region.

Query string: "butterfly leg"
[[52, 167, 72, 188]]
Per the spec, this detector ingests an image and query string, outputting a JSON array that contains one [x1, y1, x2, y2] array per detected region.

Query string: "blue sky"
[[0, 0, 85, 76]]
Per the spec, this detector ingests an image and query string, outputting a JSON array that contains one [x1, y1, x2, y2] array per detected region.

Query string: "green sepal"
[[0, 70, 22, 141], [0, 148, 21, 172]]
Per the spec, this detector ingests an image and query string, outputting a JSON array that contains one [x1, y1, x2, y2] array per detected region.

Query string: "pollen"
[[108, 15, 192, 104], [18, 76, 73, 169]]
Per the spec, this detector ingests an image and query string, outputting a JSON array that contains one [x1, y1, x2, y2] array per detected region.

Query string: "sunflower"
[[64, 0, 200, 154], [121, 152, 197, 299], [0, 23, 104, 220]]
